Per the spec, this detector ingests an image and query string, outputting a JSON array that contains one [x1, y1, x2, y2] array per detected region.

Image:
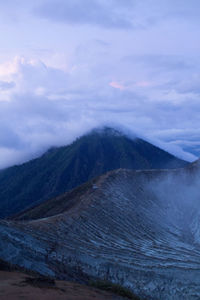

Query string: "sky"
[[0, 0, 200, 168]]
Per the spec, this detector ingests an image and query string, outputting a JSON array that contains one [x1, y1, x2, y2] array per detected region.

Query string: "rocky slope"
[[0, 165, 200, 299], [0, 127, 187, 218]]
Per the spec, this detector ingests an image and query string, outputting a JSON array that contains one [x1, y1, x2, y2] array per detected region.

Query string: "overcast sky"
[[0, 0, 199, 168]]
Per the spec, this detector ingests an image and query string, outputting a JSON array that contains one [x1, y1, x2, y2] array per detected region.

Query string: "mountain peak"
[[90, 126, 124, 137], [0, 127, 187, 218]]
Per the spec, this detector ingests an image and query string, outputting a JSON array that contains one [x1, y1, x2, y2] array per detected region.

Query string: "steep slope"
[[0, 127, 187, 218], [1, 166, 200, 299]]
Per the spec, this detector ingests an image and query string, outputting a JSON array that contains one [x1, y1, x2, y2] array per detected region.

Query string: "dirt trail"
[[0, 271, 126, 300]]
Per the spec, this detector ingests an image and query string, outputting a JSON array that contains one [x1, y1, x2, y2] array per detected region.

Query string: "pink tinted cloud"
[[109, 80, 152, 91], [109, 81, 125, 90], [135, 81, 151, 87]]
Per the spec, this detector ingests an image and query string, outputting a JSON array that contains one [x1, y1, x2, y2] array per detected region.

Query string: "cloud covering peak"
[[0, 1, 199, 167], [0, 54, 198, 169]]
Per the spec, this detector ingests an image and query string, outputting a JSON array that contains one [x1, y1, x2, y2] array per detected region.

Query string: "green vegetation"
[[89, 280, 141, 300]]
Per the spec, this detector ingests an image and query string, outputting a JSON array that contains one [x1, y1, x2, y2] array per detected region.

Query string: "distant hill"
[[0, 127, 187, 218]]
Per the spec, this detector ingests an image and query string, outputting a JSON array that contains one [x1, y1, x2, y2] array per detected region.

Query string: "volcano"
[[0, 127, 186, 218]]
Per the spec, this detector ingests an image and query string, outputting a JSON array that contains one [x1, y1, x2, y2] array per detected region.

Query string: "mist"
[[145, 163, 200, 246]]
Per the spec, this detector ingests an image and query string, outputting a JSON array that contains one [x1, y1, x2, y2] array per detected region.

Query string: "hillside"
[[1, 164, 200, 299], [0, 127, 187, 218]]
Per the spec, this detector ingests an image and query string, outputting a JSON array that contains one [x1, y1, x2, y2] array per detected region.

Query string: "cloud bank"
[[0, 53, 198, 169], [35, 0, 134, 29], [0, 1, 199, 168]]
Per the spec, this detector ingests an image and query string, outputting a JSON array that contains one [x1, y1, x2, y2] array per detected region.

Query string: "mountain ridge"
[[0, 127, 187, 218]]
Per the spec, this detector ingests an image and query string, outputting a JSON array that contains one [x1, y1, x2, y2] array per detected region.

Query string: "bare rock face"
[[1, 168, 200, 299]]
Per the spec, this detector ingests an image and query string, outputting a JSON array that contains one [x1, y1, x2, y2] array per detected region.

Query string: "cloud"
[[0, 81, 15, 90], [34, 0, 133, 29], [124, 55, 193, 73], [0, 54, 199, 169], [109, 81, 125, 90], [0, 1, 200, 168], [1, 0, 200, 33], [32, 0, 200, 31]]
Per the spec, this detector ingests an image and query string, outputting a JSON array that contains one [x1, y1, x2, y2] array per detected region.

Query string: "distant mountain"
[[0, 127, 187, 218]]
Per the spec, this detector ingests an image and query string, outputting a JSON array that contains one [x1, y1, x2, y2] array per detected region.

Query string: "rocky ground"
[[0, 271, 129, 300], [1, 166, 200, 299]]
